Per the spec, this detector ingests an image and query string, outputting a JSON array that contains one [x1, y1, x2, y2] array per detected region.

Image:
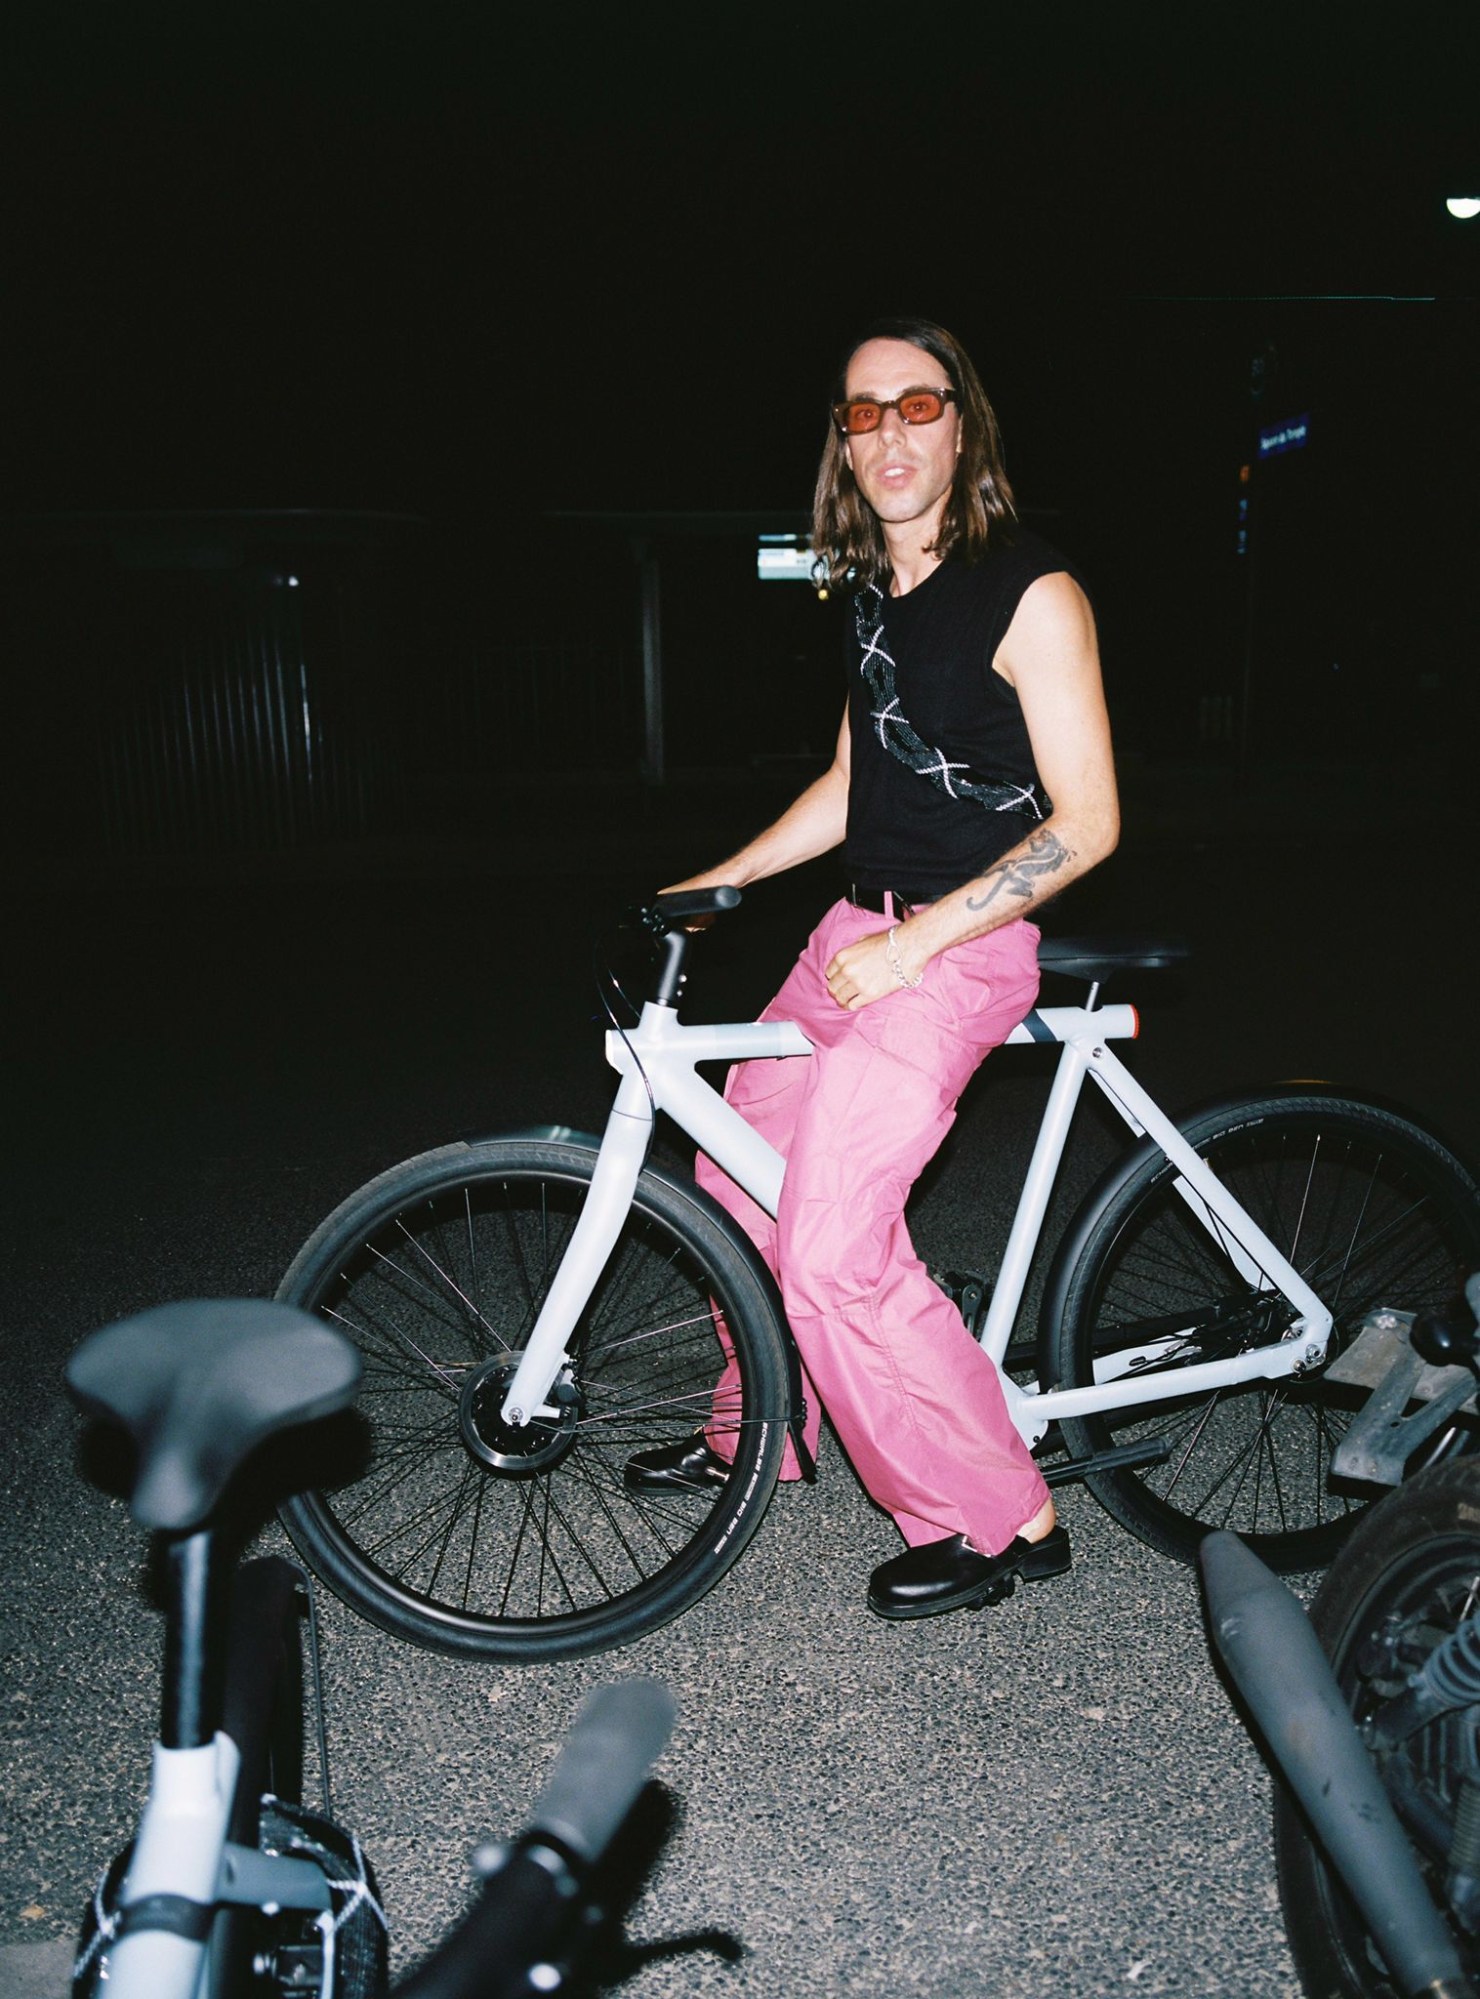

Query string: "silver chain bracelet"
[[886, 926, 924, 991]]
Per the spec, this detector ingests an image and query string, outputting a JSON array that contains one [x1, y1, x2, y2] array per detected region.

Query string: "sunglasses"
[[832, 386, 956, 436]]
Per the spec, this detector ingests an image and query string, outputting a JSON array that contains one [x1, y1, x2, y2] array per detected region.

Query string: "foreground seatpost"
[[160, 1529, 226, 1750]]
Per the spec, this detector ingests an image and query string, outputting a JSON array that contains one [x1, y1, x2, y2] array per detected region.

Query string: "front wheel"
[[1048, 1090, 1480, 1571], [277, 1137, 791, 1660], [1274, 1458, 1480, 1998]]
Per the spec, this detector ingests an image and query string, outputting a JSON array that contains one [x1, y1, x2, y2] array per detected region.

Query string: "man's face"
[[842, 337, 962, 536]]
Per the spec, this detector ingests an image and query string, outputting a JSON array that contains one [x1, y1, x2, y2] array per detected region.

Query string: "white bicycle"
[[276, 889, 1480, 1660]]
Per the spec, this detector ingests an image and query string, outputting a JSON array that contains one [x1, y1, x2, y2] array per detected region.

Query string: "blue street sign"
[[1258, 412, 1311, 459]]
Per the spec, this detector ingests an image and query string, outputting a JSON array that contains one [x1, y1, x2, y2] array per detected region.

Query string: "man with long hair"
[[627, 317, 1119, 1620]]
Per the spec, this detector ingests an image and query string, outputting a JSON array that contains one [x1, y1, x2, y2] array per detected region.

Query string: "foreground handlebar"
[[530, 1679, 677, 1863], [395, 1680, 676, 1999], [1411, 1274, 1480, 1370]]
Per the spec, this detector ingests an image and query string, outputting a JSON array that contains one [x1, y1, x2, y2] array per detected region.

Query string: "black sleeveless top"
[[843, 531, 1082, 899]]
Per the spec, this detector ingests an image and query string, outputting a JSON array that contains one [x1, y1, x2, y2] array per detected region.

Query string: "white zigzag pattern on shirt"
[[854, 581, 1048, 819]]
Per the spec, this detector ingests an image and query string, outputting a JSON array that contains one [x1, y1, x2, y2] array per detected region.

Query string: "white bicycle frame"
[[88, 1733, 333, 1999], [497, 991, 1333, 1446]]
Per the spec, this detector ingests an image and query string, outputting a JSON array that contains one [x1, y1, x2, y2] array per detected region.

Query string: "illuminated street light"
[[1445, 196, 1480, 220]]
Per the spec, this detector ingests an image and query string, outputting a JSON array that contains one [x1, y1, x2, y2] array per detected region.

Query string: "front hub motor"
[[458, 1357, 580, 1474]]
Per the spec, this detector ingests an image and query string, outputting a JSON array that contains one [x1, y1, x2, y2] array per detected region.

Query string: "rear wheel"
[[278, 1137, 791, 1659], [1274, 1458, 1480, 1998], [1050, 1091, 1480, 1570]]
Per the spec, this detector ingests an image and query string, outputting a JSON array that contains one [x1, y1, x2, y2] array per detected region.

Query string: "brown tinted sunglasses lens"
[[896, 390, 947, 424]]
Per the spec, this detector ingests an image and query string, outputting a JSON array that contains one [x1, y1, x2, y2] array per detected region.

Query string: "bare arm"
[[824, 573, 1118, 1009], [663, 706, 852, 896]]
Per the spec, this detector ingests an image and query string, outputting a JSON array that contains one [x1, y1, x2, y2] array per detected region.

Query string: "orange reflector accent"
[[1130, 1005, 1140, 1039]]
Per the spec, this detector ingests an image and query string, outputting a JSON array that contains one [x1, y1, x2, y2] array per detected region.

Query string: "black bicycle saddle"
[[66, 1298, 361, 1532], [1037, 934, 1190, 982]]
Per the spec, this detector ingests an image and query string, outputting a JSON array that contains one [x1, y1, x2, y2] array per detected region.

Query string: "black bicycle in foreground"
[[1203, 1274, 1480, 1999]]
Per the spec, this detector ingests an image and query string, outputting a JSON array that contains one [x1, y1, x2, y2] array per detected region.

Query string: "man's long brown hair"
[[811, 316, 1017, 591]]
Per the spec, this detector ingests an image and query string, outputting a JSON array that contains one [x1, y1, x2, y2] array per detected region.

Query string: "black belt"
[[847, 885, 933, 918]]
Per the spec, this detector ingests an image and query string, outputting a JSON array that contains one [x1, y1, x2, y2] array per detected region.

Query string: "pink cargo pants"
[[696, 897, 1052, 1558]]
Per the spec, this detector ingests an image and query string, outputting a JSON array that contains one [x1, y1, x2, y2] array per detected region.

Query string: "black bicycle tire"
[[277, 1136, 791, 1661], [1272, 1457, 1480, 1999], [1048, 1088, 1480, 1571], [217, 1560, 387, 1999], [206, 1559, 308, 1999]]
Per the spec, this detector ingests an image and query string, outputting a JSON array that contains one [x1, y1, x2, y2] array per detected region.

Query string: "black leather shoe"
[[624, 1433, 732, 1493], [868, 1525, 1071, 1620]]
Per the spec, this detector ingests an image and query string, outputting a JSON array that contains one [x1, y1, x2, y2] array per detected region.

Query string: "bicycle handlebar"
[[394, 1679, 677, 1998], [1411, 1273, 1480, 1370], [650, 884, 741, 925], [528, 1678, 676, 1862], [635, 887, 743, 1007], [1201, 1531, 1474, 1998]]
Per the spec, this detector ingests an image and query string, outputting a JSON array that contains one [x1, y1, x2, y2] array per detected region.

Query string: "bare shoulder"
[[994, 570, 1100, 687]]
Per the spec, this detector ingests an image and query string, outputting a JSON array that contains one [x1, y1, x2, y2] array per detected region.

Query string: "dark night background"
[[3, 11, 1480, 1991], [2, 0, 1478, 852]]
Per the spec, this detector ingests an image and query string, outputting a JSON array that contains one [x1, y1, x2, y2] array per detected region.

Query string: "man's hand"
[[824, 927, 924, 1010]]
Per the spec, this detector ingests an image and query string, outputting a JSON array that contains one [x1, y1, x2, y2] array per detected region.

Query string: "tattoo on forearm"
[[964, 829, 1070, 914]]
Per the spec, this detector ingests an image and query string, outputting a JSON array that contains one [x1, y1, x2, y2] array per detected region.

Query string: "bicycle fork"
[[498, 1071, 657, 1429]]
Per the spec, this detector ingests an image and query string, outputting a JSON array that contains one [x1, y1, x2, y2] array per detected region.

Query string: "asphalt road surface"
[[3, 756, 1476, 1999]]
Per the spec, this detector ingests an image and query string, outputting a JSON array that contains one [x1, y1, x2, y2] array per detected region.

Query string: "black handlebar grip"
[[530, 1678, 676, 1865], [393, 1679, 677, 1998], [651, 885, 741, 923]]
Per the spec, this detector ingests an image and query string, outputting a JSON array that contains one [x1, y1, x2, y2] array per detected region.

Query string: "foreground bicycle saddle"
[[67, 1302, 384, 1999], [67, 1297, 362, 1529]]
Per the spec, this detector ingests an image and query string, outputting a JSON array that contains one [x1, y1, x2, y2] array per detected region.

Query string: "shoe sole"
[[867, 1541, 1072, 1621]]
